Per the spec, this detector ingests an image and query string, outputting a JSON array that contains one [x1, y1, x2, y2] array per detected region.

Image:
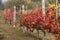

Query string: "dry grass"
[[0, 11, 56, 40], [0, 11, 35, 40]]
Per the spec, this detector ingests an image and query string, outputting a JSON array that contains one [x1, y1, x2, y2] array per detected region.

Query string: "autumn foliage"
[[20, 7, 60, 40]]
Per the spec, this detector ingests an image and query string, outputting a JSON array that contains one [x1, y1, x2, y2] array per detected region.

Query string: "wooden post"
[[56, 0, 59, 32], [22, 5, 24, 14], [42, 0, 45, 19], [13, 6, 16, 27], [42, 0, 46, 40], [56, 0, 58, 21], [34, 29, 40, 40]]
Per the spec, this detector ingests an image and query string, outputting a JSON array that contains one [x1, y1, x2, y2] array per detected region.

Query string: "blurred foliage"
[[58, 0, 60, 3], [4, 0, 27, 9], [0, 0, 58, 9]]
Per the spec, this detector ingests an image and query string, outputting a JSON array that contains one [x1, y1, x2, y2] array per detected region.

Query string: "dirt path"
[[0, 11, 34, 40]]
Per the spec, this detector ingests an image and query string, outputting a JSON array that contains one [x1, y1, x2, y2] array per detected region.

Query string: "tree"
[[3, 0, 27, 9], [3, 0, 56, 9], [0, 0, 4, 10]]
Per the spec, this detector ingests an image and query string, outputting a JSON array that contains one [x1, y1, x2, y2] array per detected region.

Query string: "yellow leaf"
[[58, 3, 60, 8], [48, 4, 55, 8]]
